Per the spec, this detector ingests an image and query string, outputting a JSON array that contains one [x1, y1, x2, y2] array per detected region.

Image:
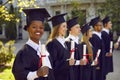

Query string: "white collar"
[[56, 36, 66, 48], [26, 39, 51, 69], [66, 34, 79, 44], [26, 38, 41, 57], [102, 28, 109, 34], [93, 31, 102, 39]]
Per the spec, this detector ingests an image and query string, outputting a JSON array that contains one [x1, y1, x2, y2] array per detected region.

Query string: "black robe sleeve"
[[12, 44, 55, 80], [102, 31, 114, 74], [12, 45, 40, 80], [46, 39, 70, 80], [90, 34, 106, 80], [65, 40, 83, 80]]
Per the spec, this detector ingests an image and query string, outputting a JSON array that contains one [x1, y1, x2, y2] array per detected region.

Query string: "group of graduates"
[[12, 8, 114, 80]]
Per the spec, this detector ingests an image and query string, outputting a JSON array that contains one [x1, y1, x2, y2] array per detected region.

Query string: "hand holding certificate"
[[91, 49, 101, 66], [41, 44, 48, 77], [83, 45, 88, 64], [70, 41, 75, 59], [109, 41, 113, 54]]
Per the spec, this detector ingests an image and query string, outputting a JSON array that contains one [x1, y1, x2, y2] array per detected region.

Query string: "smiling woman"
[[27, 21, 44, 44], [12, 8, 55, 80], [46, 13, 75, 80]]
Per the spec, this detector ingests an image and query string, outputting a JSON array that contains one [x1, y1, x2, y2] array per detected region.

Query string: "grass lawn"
[[0, 59, 15, 80]]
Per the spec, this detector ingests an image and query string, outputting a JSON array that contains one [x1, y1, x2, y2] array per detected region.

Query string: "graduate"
[[12, 8, 54, 80], [89, 16, 106, 80], [46, 13, 75, 80], [65, 17, 85, 80], [102, 16, 114, 75], [81, 23, 98, 80]]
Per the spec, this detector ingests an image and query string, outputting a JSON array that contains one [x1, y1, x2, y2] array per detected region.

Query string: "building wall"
[[22, 0, 105, 40], [0, 0, 105, 40]]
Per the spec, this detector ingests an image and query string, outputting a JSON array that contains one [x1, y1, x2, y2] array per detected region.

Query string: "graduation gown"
[[12, 44, 54, 80], [46, 39, 70, 80], [65, 38, 83, 80], [102, 31, 113, 74], [90, 34, 106, 80], [80, 42, 97, 80]]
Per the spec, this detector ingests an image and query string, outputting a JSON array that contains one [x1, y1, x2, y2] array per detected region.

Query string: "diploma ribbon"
[[83, 54, 92, 56], [38, 54, 46, 67], [83, 54, 88, 63], [70, 48, 75, 58], [70, 48, 75, 53]]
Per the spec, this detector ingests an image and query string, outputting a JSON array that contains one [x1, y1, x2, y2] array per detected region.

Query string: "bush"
[[0, 40, 15, 65]]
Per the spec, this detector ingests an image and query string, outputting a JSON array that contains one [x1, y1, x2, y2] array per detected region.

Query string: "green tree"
[[0, 0, 14, 24], [5, 4, 17, 40], [71, 1, 86, 26], [101, 0, 120, 33], [0, 40, 15, 65], [17, 0, 39, 13]]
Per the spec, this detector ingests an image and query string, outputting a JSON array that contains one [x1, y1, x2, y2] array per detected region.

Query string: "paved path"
[[106, 50, 120, 80], [14, 39, 27, 54], [14, 39, 46, 54]]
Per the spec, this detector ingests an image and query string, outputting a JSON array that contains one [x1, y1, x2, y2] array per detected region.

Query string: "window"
[[55, 11, 61, 15], [0, 0, 3, 4], [0, 26, 2, 34], [71, 9, 86, 25]]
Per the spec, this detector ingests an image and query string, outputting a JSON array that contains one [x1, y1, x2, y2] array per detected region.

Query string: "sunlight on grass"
[[0, 58, 15, 80], [0, 68, 15, 80]]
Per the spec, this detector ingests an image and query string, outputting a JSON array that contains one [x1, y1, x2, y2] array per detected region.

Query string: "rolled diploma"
[[118, 36, 120, 42], [91, 49, 101, 66], [110, 41, 113, 53], [41, 44, 48, 77], [70, 41, 75, 59], [83, 45, 86, 60], [95, 49, 101, 61]]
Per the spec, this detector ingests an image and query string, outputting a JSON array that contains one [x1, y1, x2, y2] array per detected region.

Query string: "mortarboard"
[[89, 16, 101, 27], [48, 13, 67, 27], [81, 23, 90, 34], [102, 16, 110, 25], [23, 8, 51, 30], [67, 17, 79, 30]]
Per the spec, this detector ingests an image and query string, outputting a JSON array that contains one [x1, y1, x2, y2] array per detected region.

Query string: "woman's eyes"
[[32, 26, 36, 28], [63, 25, 67, 28], [32, 26, 44, 29]]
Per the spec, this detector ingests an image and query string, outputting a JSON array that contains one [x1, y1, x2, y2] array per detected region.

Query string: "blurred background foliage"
[[0, 40, 15, 65]]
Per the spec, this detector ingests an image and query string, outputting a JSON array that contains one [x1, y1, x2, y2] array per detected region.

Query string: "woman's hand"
[[114, 42, 119, 49], [94, 60, 98, 65], [80, 59, 87, 65], [37, 66, 49, 77], [106, 53, 112, 57], [69, 58, 75, 66]]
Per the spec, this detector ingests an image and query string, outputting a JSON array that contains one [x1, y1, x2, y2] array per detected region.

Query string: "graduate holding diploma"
[[90, 16, 106, 80], [81, 23, 98, 80], [46, 13, 75, 80], [12, 8, 54, 80], [102, 16, 114, 75], [65, 17, 85, 80]]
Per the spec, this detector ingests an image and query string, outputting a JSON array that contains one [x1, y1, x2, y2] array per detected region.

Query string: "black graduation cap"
[[23, 8, 51, 30], [67, 17, 78, 30], [81, 23, 90, 34], [89, 16, 101, 27], [48, 13, 67, 27], [102, 16, 110, 25]]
